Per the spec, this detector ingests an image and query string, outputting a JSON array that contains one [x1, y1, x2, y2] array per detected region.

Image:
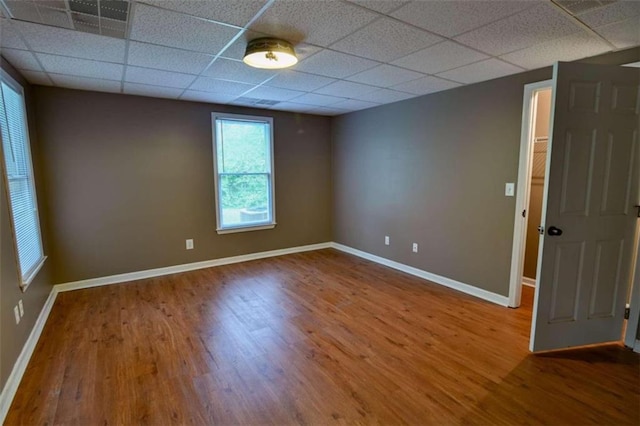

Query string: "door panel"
[[600, 130, 637, 215], [588, 239, 624, 319], [549, 242, 584, 323], [559, 129, 596, 216], [530, 62, 640, 352]]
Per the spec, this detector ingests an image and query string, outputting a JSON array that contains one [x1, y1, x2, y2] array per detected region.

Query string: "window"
[[212, 113, 275, 233], [0, 71, 46, 288]]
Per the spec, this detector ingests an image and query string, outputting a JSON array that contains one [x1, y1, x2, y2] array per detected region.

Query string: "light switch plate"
[[505, 182, 515, 197], [186, 239, 194, 250], [14, 306, 20, 324]]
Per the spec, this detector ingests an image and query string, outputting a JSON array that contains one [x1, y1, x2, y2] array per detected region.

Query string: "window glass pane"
[[219, 174, 271, 227], [217, 119, 269, 174]]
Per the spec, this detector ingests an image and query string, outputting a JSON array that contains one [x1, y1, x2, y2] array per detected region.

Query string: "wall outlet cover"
[[505, 182, 515, 196]]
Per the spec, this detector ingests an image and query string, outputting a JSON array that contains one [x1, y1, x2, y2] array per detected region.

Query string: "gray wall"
[[0, 57, 53, 390], [332, 68, 550, 296], [332, 47, 640, 297], [34, 87, 333, 284]]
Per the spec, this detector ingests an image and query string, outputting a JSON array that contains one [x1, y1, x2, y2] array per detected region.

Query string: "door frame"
[[623, 226, 640, 349], [508, 79, 553, 308]]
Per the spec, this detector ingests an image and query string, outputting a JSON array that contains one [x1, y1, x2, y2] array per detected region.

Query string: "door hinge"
[[522, 209, 526, 218], [624, 306, 630, 319], [635, 205, 640, 218]]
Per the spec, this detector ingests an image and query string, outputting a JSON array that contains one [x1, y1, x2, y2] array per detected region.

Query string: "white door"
[[530, 62, 640, 352]]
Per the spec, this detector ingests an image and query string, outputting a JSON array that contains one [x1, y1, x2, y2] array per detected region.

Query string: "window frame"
[[0, 70, 46, 290], [211, 112, 276, 234]]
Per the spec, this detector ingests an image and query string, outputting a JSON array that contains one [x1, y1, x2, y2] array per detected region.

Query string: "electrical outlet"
[[412, 243, 418, 253], [14, 306, 20, 324], [186, 239, 194, 250], [18, 300, 24, 317], [384, 236, 390, 246]]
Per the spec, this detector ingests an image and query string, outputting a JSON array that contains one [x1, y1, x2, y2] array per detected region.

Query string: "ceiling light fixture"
[[243, 38, 298, 70]]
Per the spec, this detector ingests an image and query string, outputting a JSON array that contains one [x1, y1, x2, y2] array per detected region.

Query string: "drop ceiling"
[[0, 0, 638, 116]]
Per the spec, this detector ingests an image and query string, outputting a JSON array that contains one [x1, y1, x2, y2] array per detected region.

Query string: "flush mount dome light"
[[243, 38, 298, 69]]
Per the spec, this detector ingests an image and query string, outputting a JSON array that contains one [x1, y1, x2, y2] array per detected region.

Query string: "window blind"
[[0, 77, 44, 285]]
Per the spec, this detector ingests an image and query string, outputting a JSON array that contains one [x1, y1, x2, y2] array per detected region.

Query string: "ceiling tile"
[[139, 0, 268, 27], [310, 106, 348, 116], [352, 88, 415, 103], [437, 58, 523, 84], [189, 76, 254, 95], [49, 74, 122, 93], [127, 41, 214, 75], [0, 19, 28, 49], [330, 17, 442, 62], [454, 3, 582, 55], [347, 1, 409, 14], [20, 70, 52, 86], [345, 64, 424, 87], [577, 1, 640, 27], [391, 0, 535, 37], [202, 58, 275, 84], [130, 3, 241, 54], [291, 93, 346, 106], [249, 0, 378, 47], [392, 75, 461, 95], [500, 31, 611, 70], [37, 53, 124, 81], [4, 1, 42, 23], [37, 6, 73, 29], [125, 66, 196, 89], [180, 90, 238, 104], [330, 98, 380, 111], [242, 85, 305, 102], [294, 50, 378, 79], [14, 20, 126, 62], [123, 82, 184, 99], [314, 80, 378, 98], [392, 41, 488, 74], [1, 48, 41, 71], [267, 70, 336, 92], [556, 1, 603, 15], [594, 15, 640, 49]]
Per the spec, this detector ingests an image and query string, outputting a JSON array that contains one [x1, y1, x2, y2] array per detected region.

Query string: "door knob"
[[547, 226, 563, 236]]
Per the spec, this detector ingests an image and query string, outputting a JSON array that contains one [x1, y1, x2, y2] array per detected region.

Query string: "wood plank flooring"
[[5, 249, 639, 425]]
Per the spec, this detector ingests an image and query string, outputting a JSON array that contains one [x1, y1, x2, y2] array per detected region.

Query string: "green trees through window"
[[213, 113, 275, 231]]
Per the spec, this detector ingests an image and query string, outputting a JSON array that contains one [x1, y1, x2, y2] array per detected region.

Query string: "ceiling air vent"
[[3, 0, 130, 39], [235, 97, 281, 106]]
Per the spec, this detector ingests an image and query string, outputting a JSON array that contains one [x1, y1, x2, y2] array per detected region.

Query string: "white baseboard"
[[55, 242, 332, 293], [522, 277, 536, 288], [331, 243, 510, 307], [0, 288, 58, 423]]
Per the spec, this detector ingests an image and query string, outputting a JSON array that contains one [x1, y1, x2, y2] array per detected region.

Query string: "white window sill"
[[216, 223, 276, 235], [20, 255, 47, 292]]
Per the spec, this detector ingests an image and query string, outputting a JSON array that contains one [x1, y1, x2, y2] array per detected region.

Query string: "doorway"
[[508, 80, 553, 309]]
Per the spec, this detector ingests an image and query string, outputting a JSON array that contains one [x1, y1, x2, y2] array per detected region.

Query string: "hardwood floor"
[[6, 249, 639, 425]]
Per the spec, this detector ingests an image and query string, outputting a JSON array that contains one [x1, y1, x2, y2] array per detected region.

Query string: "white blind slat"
[[0, 77, 44, 284]]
